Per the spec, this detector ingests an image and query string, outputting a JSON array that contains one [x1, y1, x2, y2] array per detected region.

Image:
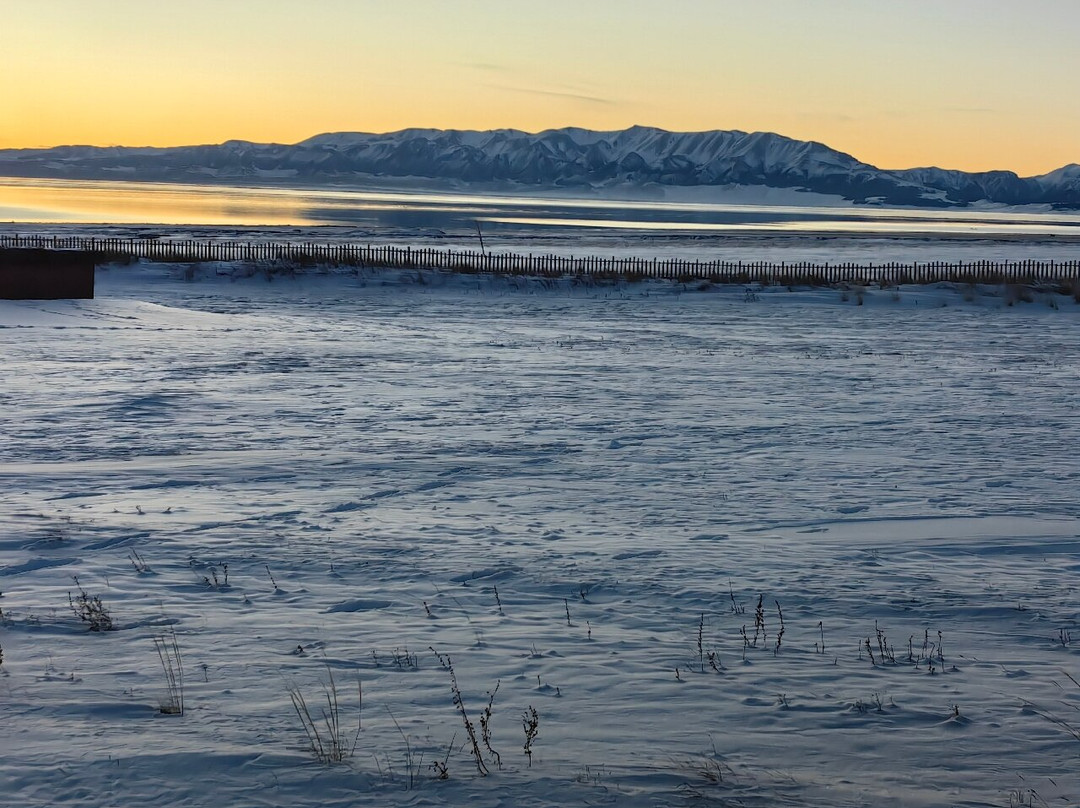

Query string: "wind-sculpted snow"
[[1, 126, 1077, 208], [1, 265, 1079, 807]]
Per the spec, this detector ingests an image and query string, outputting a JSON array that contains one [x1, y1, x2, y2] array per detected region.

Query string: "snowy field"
[[2, 261, 1079, 807]]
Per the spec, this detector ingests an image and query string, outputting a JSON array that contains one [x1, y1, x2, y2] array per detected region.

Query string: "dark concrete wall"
[[0, 249, 95, 299]]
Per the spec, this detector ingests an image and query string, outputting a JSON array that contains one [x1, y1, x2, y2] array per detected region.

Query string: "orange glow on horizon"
[[2, 0, 1077, 177]]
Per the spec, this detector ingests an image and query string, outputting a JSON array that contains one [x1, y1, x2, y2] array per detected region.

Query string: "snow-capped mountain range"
[[2, 125, 1078, 208]]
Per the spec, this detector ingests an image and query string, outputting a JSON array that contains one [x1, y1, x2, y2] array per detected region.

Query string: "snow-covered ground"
[[2, 262, 1079, 807]]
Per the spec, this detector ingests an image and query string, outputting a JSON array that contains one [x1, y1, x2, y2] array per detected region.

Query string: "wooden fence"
[[1, 234, 1077, 287]]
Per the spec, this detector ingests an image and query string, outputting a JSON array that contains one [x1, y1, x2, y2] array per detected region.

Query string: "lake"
[[2, 177, 1079, 238]]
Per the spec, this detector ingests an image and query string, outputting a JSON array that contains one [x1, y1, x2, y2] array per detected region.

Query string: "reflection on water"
[[1, 177, 1078, 237], [482, 216, 1080, 237]]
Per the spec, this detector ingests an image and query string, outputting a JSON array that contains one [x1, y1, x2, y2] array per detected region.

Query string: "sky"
[[3, 0, 1078, 175]]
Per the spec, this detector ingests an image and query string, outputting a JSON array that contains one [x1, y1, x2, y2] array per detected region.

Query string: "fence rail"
[[2, 234, 1078, 287]]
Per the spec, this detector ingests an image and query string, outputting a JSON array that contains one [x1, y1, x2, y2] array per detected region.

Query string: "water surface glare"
[[1, 177, 1078, 236]]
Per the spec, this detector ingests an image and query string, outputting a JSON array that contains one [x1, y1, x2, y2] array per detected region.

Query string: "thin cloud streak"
[[487, 84, 614, 105]]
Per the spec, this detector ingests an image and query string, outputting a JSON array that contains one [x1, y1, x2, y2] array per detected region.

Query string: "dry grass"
[[288, 669, 362, 764], [153, 631, 184, 715]]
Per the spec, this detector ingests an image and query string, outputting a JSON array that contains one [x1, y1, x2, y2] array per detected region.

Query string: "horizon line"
[[1, 125, 1076, 178]]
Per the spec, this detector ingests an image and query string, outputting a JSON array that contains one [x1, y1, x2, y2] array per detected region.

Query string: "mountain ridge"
[[1, 126, 1077, 209]]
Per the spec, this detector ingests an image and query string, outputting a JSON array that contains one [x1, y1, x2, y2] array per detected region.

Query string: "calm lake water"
[[2, 176, 1079, 237]]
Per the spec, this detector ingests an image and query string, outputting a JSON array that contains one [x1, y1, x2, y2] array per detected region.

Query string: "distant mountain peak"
[[0, 126, 1076, 208]]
